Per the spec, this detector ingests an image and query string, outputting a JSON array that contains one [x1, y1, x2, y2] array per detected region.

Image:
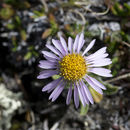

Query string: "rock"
[[0, 83, 24, 130]]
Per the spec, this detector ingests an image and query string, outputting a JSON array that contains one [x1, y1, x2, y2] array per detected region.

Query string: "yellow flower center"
[[59, 53, 87, 81]]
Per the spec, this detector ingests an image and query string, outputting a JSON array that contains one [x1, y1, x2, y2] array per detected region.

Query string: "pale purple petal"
[[68, 37, 73, 53], [86, 53, 108, 61], [47, 80, 62, 93], [49, 81, 63, 99], [38, 60, 57, 69], [44, 55, 57, 62], [77, 33, 84, 53], [46, 44, 62, 57], [52, 39, 66, 55], [66, 84, 72, 105], [81, 80, 94, 104], [39, 60, 56, 64], [78, 40, 85, 52], [86, 75, 106, 90], [73, 34, 79, 53], [77, 83, 86, 106], [88, 61, 112, 67], [52, 85, 65, 102], [88, 58, 111, 64], [88, 58, 112, 67], [42, 51, 60, 60], [84, 77, 103, 94], [86, 47, 107, 59], [42, 77, 62, 92], [49, 81, 65, 101], [60, 36, 68, 54], [47, 89, 53, 93], [88, 68, 112, 77], [80, 86, 89, 104], [82, 39, 96, 56], [37, 70, 58, 79], [93, 47, 107, 55], [79, 81, 89, 104], [74, 83, 79, 108]]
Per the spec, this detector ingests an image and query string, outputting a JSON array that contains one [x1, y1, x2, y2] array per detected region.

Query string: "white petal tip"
[[37, 76, 41, 79], [49, 96, 52, 100], [93, 39, 96, 42], [80, 32, 84, 36], [41, 51, 44, 54], [51, 99, 55, 102], [104, 47, 107, 50], [42, 88, 46, 92], [90, 101, 94, 104]]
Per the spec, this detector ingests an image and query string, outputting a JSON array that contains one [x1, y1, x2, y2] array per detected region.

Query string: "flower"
[[37, 33, 112, 108]]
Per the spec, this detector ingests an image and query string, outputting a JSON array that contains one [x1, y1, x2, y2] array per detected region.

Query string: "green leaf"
[[20, 30, 27, 41], [52, 75, 60, 80], [32, 51, 38, 57], [12, 47, 17, 52], [24, 52, 32, 60], [104, 83, 118, 95], [80, 104, 89, 116], [114, 2, 123, 15], [111, 6, 118, 15], [6, 23, 15, 30], [15, 16, 21, 26], [0, 6, 14, 20]]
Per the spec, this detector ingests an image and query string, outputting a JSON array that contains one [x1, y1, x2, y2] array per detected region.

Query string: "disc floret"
[[59, 54, 87, 81]]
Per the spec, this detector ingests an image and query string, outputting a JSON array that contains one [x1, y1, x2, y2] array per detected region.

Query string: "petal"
[[60, 36, 68, 54], [86, 75, 106, 90], [39, 60, 55, 64], [52, 85, 65, 102], [42, 51, 60, 60], [88, 58, 112, 67], [79, 81, 89, 104], [68, 37, 73, 53], [52, 39, 66, 55], [44, 56, 57, 62], [74, 83, 79, 108], [47, 89, 53, 93], [46, 44, 62, 57], [86, 53, 108, 61], [79, 40, 85, 52], [82, 39, 96, 56], [38, 60, 57, 69], [93, 47, 107, 55], [88, 58, 111, 64], [88, 68, 112, 77], [84, 77, 103, 94], [88, 61, 112, 67], [87, 47, 107, 59], [77, 83, 86, 106], [73, 34, 79, 53], [49, 81, 65, 101], [77, 33, 84, 53], [37, 70, 58, 79], [81, 80, 94, 104], [66, 84, 72, 105], [42, 78, 62, 92], [80, 85, 89, 104]]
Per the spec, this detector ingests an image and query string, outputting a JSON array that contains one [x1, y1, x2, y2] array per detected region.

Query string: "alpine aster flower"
[[37, 33, 112, 108]]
